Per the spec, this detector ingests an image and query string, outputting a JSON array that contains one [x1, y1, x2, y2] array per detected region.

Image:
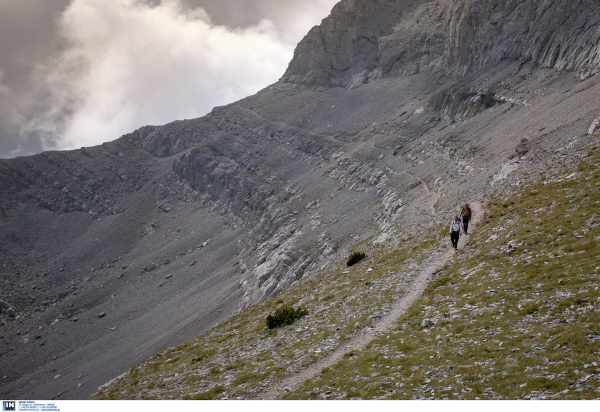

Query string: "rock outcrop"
[[283, 0, 600, 88]]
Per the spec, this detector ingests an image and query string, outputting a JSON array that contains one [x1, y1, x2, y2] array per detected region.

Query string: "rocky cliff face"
[[2, 0, 600, 401], [283, 0, 600, 88]]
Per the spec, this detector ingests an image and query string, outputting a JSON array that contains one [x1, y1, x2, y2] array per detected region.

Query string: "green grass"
[[90, 225, 445, 400], [284, 143, 600, 400], [183, 385, 225, 400]]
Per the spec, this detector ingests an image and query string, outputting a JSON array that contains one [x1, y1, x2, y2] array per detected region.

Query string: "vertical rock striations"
[[282, 0, 600, 88]]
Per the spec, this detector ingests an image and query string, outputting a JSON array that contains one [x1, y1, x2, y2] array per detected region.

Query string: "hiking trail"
[[404, 171, 440, 215], [250, 201, 484, 399]]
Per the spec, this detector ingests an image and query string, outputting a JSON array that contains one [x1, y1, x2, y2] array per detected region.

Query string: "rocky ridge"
[[284, 0, 600, 88]]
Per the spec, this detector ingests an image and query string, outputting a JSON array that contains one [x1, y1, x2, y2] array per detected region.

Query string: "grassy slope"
[[91, 227, 446, 399], [93, 136, 600, 401], [286, 142, 600, 400]]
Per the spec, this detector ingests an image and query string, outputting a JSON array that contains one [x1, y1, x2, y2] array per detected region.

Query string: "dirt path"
[[404, 171, 441, 215], [404, 171, 431, 194], [252, 201, 483, 399]]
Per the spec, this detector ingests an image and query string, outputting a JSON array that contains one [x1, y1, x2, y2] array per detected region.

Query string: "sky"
[[0, 0, 339, 159]]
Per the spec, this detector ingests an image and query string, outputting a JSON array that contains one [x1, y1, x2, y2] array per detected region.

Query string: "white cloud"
[[22, 0, 337, 152]]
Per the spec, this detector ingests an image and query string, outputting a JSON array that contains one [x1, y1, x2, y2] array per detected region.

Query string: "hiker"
[[450, 216, 461, 250], [460, 203, 472, 234]]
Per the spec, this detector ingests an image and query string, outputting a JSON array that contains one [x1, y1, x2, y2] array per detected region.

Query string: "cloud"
[[20, 0, 337, 153], [0, 69, 28, 156]]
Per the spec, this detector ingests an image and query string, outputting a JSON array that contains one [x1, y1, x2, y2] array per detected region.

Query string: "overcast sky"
[[0, 0, 339, 159]]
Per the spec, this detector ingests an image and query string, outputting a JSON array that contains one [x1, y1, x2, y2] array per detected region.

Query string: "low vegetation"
[[91, 228, 445, 399], [266, 306, 309, 330], [286, 142, 600, 400], [347, 252, 367, 267]]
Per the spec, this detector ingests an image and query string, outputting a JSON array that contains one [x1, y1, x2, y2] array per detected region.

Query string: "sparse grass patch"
[[432, 277, 451, 289], [90, 231, 441, 400], [183, 385, 225, 400], [518, 303, 539, 316], [285, 142, 600, 400]]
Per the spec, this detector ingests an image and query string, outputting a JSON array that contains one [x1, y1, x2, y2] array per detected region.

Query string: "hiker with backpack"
[[450, 216, 461, 250], [460, 203, 472, 234]]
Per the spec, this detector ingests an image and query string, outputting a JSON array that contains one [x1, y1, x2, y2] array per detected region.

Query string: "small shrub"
[[347, 252, 367, 267], [266, 306, 308, 329]]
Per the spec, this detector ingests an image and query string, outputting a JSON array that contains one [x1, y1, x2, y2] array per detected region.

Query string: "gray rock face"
[[283, 0, 600, 88], [2, 0, 600, 402], [0, 141, 156, 217], [589, 118, 600, 135]]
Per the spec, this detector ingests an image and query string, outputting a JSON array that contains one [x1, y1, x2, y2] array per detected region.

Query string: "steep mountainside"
[[1, 0, 600, 400], [92, 130, 600, 400], [284, 0, 600, 88]]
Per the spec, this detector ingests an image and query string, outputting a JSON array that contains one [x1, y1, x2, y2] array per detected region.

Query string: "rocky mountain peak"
[[282, 0, 600, 88]]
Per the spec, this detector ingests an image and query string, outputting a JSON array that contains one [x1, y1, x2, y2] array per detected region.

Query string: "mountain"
[[1, 0, 600, 400], [284, 0, 600, 87], [93, 135, 600, 400]]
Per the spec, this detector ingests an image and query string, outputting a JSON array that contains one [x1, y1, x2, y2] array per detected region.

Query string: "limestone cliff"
[[282, 0, 600, 88]]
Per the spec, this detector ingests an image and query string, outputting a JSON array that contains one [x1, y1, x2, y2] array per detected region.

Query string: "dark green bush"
[[347, 251, 366, 267], [266, 306, 308, 329]]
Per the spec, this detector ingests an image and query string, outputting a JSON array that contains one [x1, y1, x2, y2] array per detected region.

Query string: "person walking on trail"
[[461, 203, 472, 234], [450, 216, 461, 250]]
